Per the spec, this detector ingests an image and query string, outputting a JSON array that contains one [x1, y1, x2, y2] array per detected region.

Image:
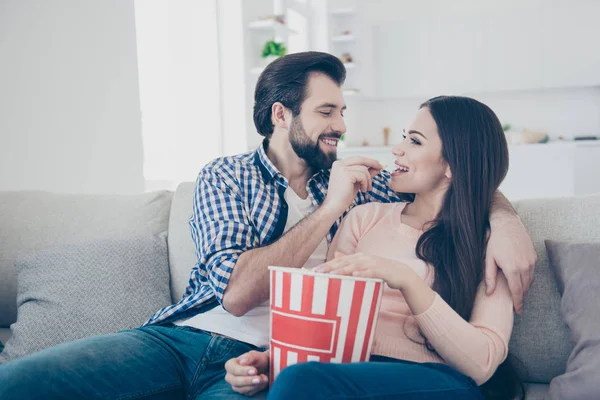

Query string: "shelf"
[[330, 8, 355, 16], [343, 62, 356, 69], [248, 19, 281, 29], [331, 35, 355, 43], [343, 89, 360, 96], [248, 19, 297, 34]]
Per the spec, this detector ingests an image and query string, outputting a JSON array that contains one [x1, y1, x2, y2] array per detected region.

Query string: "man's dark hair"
[[253, 51, 346, 138]]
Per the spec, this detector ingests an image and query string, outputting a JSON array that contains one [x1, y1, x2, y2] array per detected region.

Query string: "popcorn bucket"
[[268, 266, 384, 384]]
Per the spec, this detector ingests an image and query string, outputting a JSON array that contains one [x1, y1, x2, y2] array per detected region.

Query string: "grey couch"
[[1, 183, 599, 399]]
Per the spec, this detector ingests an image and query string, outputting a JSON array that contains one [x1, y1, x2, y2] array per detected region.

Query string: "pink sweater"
[[328, 202, 514, 385]]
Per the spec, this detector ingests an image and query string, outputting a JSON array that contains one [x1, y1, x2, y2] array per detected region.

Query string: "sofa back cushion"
[[0, 190, 173, 327], [0, 234, 171, 363], [168, 182, 197, 304], [510, 195, 600, 383]]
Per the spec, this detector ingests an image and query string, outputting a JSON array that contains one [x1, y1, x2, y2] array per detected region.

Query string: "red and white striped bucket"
[[268, 266, 384, 384]]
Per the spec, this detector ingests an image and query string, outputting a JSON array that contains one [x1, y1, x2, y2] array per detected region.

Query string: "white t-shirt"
[[174, 187, 329, 348]]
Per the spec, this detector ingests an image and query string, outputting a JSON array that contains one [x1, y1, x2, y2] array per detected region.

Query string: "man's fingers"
[[339, 156, 383, 170], [368, 167, 380, 179], [348, 166, 372, 192], [521, 265, 533, 297], [484, 254, 498, 295], [507, 270, 524, 315]]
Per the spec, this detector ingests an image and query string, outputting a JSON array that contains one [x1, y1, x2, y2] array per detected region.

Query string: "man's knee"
[[0, 353, 57, 396]]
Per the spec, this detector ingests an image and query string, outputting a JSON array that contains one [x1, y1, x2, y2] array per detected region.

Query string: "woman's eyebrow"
[[405, 129, 427, 139]]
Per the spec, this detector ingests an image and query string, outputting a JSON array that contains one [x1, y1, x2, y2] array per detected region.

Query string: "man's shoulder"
[[201, 151, 257, 179]]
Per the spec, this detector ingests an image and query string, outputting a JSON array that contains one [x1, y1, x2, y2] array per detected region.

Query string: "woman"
[[225, 96, 522, 400]]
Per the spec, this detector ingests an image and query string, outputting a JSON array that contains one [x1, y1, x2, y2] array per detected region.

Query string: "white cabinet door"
[[427, 13, 485, 95], [372, 14, 485, 99], [574, 143, 600, 196], [371, 19, 432, 98], [542, 0, 600, 88], [482, 0, 544, 92]]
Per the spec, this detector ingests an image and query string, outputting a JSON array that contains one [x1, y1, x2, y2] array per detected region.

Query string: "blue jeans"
[[267, 356, 483, 400], [0, 324, 266, 399]]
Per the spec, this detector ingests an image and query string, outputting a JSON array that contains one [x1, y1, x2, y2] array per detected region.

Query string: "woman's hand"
[[315, 252, 416, 291], [224, 350, 270, 396]]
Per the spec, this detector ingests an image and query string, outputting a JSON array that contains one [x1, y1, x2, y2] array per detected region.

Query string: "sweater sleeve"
[[413, 273, 514, 385]]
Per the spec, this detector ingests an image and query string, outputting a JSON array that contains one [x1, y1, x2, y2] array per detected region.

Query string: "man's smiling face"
[[288, 72, 347, 171]]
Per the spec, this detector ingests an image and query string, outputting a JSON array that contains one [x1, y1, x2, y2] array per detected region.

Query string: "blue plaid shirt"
[[145, 142, 405, 326]]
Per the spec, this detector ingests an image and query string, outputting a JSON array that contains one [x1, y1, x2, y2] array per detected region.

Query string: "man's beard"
[[289, 117, 338, 171]]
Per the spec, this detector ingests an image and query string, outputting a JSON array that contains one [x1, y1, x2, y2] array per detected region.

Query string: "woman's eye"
[[410, 138, 421, 145]]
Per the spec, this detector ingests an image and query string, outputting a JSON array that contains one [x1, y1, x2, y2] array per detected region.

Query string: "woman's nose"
[[392, 143, 405, 156]]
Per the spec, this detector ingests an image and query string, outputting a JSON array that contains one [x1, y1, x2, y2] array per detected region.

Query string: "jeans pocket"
[[170, 324, 211, 336]]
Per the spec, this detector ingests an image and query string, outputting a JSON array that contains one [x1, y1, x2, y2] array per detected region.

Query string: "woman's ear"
[[271, 102, 290, 130], [445, 165, 452, 180]]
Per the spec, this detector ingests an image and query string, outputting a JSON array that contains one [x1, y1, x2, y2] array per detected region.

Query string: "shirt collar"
[[254, 139, 283, 185]]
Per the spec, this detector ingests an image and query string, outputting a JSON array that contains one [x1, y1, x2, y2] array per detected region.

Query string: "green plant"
[[261, 40, 287, 58], [502, 123, 512, 131]]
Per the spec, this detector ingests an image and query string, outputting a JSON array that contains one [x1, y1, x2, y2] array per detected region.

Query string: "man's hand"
[[485, 216, 537, 315], [224, 350, 270, 396], [322, 157, 383, 215]]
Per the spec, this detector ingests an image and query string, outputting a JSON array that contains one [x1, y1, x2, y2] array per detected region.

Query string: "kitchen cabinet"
[[365, 0, 600, 99], [541, 0, 600, 88], [482, 1, 544, 92], [427, 13, 484, 95], [372, 19, 431, 99]]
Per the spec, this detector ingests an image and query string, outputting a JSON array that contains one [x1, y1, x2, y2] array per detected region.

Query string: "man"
[[0, 52, 536, 399]]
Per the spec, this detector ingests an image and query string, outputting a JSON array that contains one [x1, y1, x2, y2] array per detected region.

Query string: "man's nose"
[[331, 114, 347, 134]]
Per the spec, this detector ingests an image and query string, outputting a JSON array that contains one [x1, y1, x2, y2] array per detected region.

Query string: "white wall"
[[0, 0, 144, 194], [135, 0, 223, 189], [218, 0, 249, 156]]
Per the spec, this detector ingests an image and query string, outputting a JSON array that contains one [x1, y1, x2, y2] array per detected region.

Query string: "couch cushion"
[[0, 328, 10, 346], [524, 383, 549, 400], [0, 190, 173, 327], [545, 240, 600, 400], [168, 182, 197, 303], [0, 235, 171, 363], [510, 195, 600, 383]]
